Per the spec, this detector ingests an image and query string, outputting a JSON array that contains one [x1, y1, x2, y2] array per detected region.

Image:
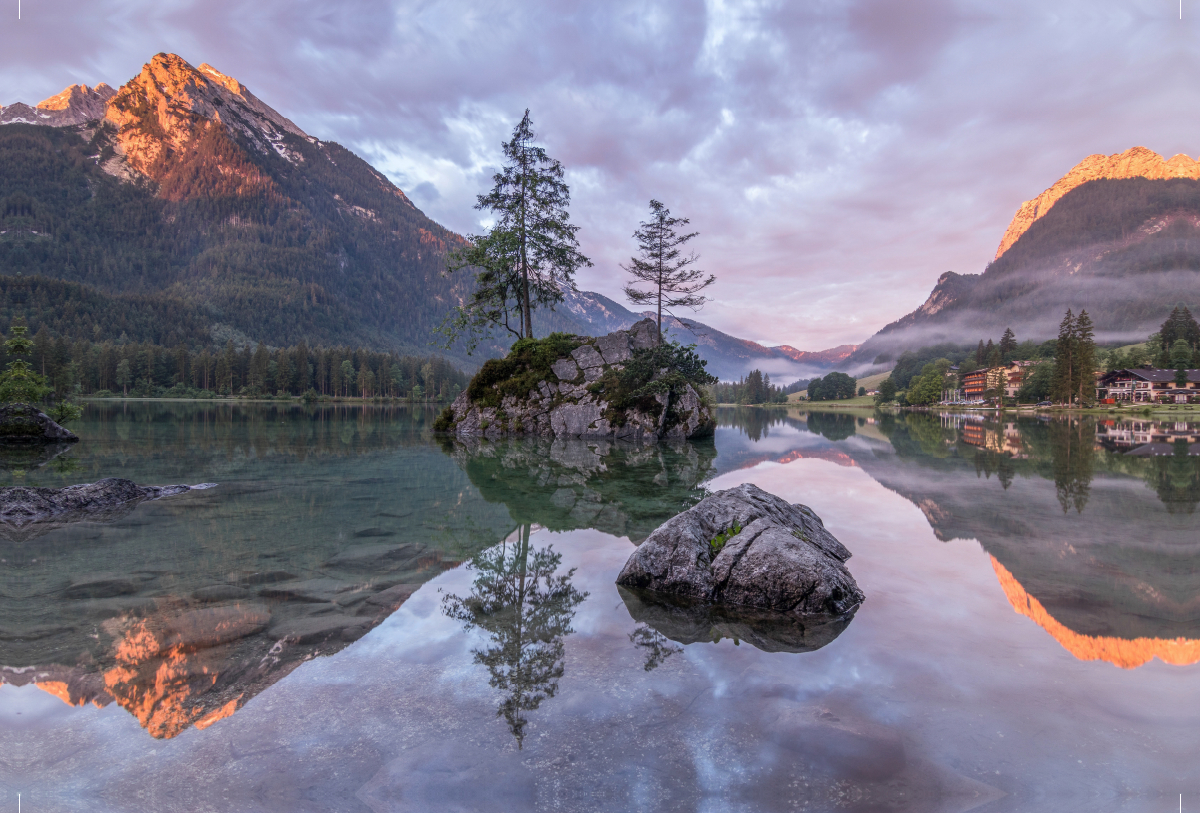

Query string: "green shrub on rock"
[[589, 341, 716, 427], [466, 333, 582, 409]]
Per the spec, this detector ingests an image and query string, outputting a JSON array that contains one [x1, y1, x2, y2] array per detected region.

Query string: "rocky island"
[[437, 319, 715, 443]]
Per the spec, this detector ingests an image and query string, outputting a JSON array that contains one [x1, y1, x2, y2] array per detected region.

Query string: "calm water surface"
[[1, 403, 1198, 811]]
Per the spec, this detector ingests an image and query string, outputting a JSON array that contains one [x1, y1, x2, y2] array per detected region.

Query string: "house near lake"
[[961, 362, 1035, 401], [1096, 368, 1200, 404]]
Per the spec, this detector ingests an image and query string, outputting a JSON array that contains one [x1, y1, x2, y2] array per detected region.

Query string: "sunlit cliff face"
[[991, 557, 1200, 669], [994, 147, 1200, 260]]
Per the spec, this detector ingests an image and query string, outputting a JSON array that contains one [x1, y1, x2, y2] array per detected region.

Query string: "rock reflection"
[[443, 525, 588, 748], [0, 440, 76, 476], [618, 586, 856, 654], [443, 437, 716, 542]]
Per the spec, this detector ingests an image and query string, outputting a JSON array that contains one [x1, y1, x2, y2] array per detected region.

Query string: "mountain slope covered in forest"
[[0, 53, 849, 380], [850, 149, 1200, 366]]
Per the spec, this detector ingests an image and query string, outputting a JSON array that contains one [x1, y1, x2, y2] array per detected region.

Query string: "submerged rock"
[[443, 318, 714, 443], [615, 483, 864, 616], [0, 403, 79, 442], [0, 477, 216, 541]]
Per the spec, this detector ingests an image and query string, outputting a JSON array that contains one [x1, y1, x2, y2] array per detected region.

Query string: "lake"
[[1, 402, 1197, 811]]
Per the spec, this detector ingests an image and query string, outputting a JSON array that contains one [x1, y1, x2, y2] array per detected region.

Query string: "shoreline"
[[79, 397, 450, 405]]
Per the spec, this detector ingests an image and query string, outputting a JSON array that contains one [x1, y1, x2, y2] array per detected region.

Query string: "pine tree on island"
[[622, 200, 715, 345], [438, 110, 591, 351]]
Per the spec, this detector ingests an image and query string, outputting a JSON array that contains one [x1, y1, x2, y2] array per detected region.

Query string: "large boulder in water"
[[0, 403, 78, 442], [615, 483, 864, 615]]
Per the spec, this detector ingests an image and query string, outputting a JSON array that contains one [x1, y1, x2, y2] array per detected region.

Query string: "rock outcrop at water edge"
[[616, 483, 864, 615], [443, 319, 715, 443], [0, 403, 79, 442]]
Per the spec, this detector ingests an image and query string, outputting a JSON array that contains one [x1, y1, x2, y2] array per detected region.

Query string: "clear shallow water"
[[2, 403, 1199, 811]]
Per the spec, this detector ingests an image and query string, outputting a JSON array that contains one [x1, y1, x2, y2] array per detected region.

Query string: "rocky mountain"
[[1, 53, 475, 362], [0, 83, 116, 126], [850, 147, 1200, 365], [0, 53, 836, 380]]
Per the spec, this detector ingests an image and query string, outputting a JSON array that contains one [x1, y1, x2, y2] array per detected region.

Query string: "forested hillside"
[[0, 54, 849, 383], [851, 175, 1200, 365], [0, 121, 479, 359]]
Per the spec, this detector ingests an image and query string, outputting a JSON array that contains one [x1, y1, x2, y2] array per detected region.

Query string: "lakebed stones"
[[445, 318, 713, 443], [616, 483, 864, 617], [0, 403, 79, 442]]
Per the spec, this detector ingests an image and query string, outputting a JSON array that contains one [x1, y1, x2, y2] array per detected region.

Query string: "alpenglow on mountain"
[[0, 53, 842, 380], [849, 146, 1200, 365]]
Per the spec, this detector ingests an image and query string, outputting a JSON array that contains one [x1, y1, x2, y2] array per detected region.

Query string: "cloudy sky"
[[1, 0, 1197, 350]]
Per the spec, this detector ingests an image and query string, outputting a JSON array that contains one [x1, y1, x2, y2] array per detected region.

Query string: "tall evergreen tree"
[[621, 200, 714, 342], [975, 340, 986, 365], [1052, 309, 1076, 404], [443, 110, 591, 344], [1172, 338, 1192, 387], [1074, 310, 1096, 405], [999, 327, 1017, 360], [1160, 302, 1200, 356]]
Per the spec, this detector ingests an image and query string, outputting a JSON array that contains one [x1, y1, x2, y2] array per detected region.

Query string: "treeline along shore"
[[14, 327, 469, 401]]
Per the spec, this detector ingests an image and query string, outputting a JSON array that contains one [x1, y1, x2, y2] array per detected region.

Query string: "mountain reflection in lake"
[[5, 402, 1200, 810]]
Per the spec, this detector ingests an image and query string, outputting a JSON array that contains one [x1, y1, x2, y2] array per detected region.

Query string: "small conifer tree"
[[0, 325, 50, 405]]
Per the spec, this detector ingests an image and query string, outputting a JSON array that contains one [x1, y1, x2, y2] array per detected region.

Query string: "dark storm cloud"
[[2, 0, 1196, 349]]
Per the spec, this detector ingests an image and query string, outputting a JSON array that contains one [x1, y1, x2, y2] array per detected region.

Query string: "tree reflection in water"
[[1049, 420, 1095, 514], [442, 523, 588, 748], [1149, 439, 1200, 514], [628, 624, 682, 671]]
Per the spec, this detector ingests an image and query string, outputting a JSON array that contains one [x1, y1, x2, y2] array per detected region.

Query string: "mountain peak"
[[0, 82, 115, 127], [105, 53, 312, 177], [994, 146, 1200, 260]]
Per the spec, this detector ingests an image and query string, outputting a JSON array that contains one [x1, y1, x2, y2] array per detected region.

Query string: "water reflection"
[[619, 585, 857, 654], [758, 407, 1200, 669], [442, 524, 588, 748], [0, 402, 514, 738], [442, 437, 716, 542]]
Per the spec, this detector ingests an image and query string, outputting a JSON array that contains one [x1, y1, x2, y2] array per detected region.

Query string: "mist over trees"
[[807, 372, 857, 401], [852, 178, 1200, 366], [711, 369, 788, 404]]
